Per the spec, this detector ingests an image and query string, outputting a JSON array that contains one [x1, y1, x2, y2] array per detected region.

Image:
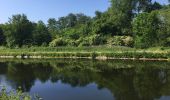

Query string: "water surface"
[[0, 59, 170, 100]]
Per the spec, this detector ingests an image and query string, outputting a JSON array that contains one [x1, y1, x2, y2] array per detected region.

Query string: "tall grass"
[[0, 46, 134, 52], [0, 46, 169, 60]]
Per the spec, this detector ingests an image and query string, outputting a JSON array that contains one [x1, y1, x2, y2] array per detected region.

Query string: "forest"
[[0, 0, 170, 49]]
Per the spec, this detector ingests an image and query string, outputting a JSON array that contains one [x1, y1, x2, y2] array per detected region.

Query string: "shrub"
[[107, 36, 134, 47], [122, 36, 134, 47], [78, 38, 92, 47], [49, 38, 68, 47]]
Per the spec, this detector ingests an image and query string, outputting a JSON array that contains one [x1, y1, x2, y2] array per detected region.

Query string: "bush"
[[78, 37, 92, 47], [49, 38, 68, 47], [107, 36, 134, 47], [91, 34, 107, 45]]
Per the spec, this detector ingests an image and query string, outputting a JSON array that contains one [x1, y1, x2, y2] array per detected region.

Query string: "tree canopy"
[[0, 0, 169, 48]]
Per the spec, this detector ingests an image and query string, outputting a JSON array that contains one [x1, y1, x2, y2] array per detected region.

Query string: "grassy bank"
[[0, 46, 169, 60]]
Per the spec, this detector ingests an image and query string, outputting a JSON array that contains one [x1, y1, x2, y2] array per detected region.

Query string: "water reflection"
[[0, 59, 170, 100]]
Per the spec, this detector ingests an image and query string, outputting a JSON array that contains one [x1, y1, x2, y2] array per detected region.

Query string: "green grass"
[[0, 46, 169, 60], [0, 46, 135, 53]]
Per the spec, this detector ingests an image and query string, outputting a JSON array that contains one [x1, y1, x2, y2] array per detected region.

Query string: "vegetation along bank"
[[0, 47, 169, 60], [0, 0, 170, 60]]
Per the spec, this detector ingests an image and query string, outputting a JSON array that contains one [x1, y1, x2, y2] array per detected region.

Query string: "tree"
[[132, 11, 161, 48], [47, 18, 59, 39], [50, 13, 92, 46], [0, 25, 5, 45], [92, 12, 118, 35], [151, 2, 162, 11], [66, 13, 77, 27], [136, 0, 152, 12], [158, 7, 170, 46], [56, 13, 77, 30], [56, 13, 91, 31], [47, 18, 58, 30], [76, 13, 91, 25], [94, 11, 103, 19], [32, 21, 51, 46], [109, 0, 138, 35], [3, 14, 33, 47]]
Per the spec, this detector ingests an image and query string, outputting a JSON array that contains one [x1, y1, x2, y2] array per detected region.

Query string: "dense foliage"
[[0, 0, 170, 48]]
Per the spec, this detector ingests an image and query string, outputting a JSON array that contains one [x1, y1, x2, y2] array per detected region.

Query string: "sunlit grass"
[[0, 46, 169, 60]]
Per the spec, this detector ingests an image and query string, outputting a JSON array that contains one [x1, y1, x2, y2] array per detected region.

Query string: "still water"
[[0, 59, 170, 100]]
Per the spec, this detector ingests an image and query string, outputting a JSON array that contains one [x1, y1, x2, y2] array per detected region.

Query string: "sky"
[[0, 0, 169, 24]]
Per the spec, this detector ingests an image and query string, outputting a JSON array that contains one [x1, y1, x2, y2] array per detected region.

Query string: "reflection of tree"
[[133, 68, 168, 100], [0, 62, 8, 74], [49, 61, 170, 100], [32, 63, 52, 83], [96, 69, 139, 100], [6, 62, 35, 92], [50, 70, 93, 87], [0, 60, 170, 100]]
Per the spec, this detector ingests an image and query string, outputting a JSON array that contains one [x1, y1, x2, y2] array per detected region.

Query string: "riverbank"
[[0, 46, 169, 61]]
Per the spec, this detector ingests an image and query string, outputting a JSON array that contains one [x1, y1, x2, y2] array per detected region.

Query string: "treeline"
[[0, 0, 170, 48]]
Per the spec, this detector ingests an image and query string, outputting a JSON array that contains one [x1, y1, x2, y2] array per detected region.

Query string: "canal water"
[[0, 59, 170, 100]]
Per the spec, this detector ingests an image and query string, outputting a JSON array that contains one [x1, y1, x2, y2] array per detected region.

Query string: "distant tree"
[[0, 0, 168, 48], [136, 0, 163, 12], [57, 17, 67, 30], [47, 18, 58, 31], [56, 14, 75, 30], [48, 13, 93, 46], [108, 0, 137, 35], [92, 12, 118, 35], [95, 11, 103, 19], [56, 13, 91, 30], [66, 13, 77, 27], [32, 21, 51, 46], [158, 7, 170, 46], [76, 13, 91, 25], [0, 25, 5, 45], [3, 14, 33, 47], [151, 2, 162, 10], [137, 0, 152, 12], [47, 18, 58, 39]]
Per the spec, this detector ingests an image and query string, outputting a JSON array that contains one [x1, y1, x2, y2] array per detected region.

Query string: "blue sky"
[[0, 0, 169, 23]]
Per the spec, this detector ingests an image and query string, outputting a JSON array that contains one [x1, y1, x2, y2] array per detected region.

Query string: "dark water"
[[0, 59, 170, 100]]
